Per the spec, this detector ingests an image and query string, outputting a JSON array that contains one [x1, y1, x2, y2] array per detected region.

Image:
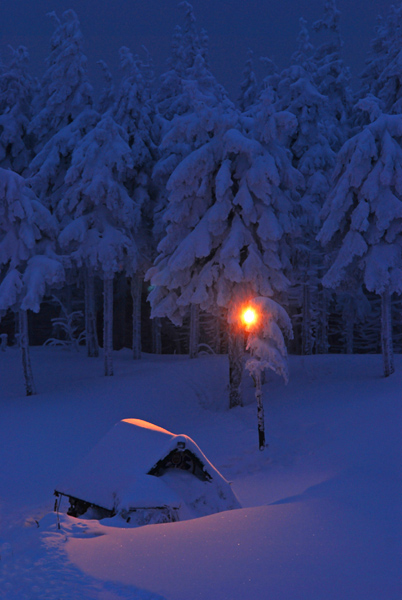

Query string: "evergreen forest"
[[1, 0, 402, 399]]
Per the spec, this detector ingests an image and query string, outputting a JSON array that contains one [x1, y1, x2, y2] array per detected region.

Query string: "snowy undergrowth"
[[0, 348, 401, 599]]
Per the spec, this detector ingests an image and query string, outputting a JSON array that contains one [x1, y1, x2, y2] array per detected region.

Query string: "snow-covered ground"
[[0, 347, 401, 600]]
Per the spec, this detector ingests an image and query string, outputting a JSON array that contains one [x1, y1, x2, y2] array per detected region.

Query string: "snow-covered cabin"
[[55, 419, 240, 525]]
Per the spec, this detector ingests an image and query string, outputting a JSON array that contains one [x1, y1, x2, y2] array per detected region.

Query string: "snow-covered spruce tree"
[[112, 46, 156, 359], [0, 169, 64, 394], [291, 17, 315, 74], [28, 9, 97, 212], [153, 2, 232, 356], [238, 49, 259, 112], [29, 105, 100, 357], [156, 1, 227, 121], [317, 112, 402, 376], [97, 60, 116, 115], [27, 9, 99, 356], [154, 0, 230, 217], [58, 116, 145, 376], [259, 57, 281, 100], [147, 86, 303, 407], [152, 90, 236, 360], [245, 297, 293, 450], [312, 0, 353, 151], [360, 2, 402, 115], [29, 10, 93, 153], [0, 46, 36, 174], [276, 20, 335, 355], [360, 5, 400, 98]]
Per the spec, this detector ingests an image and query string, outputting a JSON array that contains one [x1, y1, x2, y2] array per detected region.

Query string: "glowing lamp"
[[241, 306, 258, 328]]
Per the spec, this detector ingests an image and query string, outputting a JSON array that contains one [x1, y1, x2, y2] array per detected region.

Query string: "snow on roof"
[[55, 418, 239, 515]]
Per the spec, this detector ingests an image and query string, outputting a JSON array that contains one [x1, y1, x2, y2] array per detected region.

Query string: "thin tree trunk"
[[255, 370, 266, 450], [114, 274, 127, 350], [103, 277, 114, 376], [64, 284, 73, 316], [214, 314, 222, 354], [228, 324, 244, 408], [302, 282, 312, 355], [85, 267, 99, 357], [131, 275, 142, 360], [189, 304, 200, 358], [381, 288, 394, 377], [152, 317, 162, 354], [316, 286, 329, 354], [19, 309, 35, 396], [345, 319, 354, 354], [343, 297, 354, 355]]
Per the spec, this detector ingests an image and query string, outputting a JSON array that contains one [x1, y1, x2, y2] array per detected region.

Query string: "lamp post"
[[240, 305, 266, 451], [241, 297, 292, 452]]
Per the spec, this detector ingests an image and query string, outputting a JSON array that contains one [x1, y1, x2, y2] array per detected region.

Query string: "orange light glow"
[[241, 307, 258, 328]]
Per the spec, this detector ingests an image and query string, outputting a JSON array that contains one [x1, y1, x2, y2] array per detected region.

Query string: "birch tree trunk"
[[152, 317, 162, 354], [103, 277, 114, 376], [189, 304, 200, 359], [19, 309, 36, 396], [255, 370, 266, 450], [131, 275, 142, 360], [228, 324, 244, 408], [85, 267, 99, 357], [381, 288, 394, 377]]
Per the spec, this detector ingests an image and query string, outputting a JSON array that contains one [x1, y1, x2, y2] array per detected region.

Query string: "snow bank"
[[0, 349, 400, 599]]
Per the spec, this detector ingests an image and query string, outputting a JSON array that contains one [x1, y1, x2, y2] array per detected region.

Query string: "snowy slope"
[[0, 347, 401, 600]]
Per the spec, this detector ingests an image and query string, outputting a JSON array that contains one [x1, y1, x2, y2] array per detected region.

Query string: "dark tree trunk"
[[152, 317, 162, 354], [255, 370, 266, 450], [302, 282, 312, 355], [85, 267, 99, 357], [189, 304, 200, 358], [114, 274, 128, 351], [19, 309, 35, 396], [381, 288, 394, 377], [316, 286, 329, 354], [343, 297, 354, 355], [214, 313, 222, 354], [103, 277, 114, 376], [228, 324, 244, 408], [131, 275, 142, 360]]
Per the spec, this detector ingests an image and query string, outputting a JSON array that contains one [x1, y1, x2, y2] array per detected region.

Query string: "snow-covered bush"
[[43, 295, 85, 351]]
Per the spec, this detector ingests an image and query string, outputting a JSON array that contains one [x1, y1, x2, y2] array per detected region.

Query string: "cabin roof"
[[55, 418, 229, 513]]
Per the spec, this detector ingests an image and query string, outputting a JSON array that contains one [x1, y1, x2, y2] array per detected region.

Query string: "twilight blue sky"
[[1, 0, 393, 98]]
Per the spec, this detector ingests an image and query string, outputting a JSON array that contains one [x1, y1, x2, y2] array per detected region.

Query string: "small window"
[[148, 449, 211, 481]]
